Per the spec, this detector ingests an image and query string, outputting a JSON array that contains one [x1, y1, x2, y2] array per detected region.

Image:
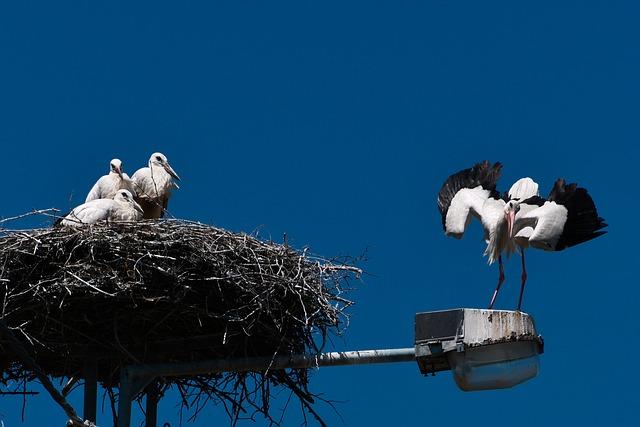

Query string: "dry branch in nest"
[[0, 218, 361, 425]]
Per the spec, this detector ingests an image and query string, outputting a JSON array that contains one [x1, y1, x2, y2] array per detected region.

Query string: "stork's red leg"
[[517, 249, 528, 311], [488, 255, 505, 309]]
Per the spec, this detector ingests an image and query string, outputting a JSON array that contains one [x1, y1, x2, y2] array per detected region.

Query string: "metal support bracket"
[[117, 366, 157, 427], [83, 359, 98, 424]]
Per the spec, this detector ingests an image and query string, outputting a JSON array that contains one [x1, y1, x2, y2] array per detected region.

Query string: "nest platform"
[[0, 219, 359, 423]]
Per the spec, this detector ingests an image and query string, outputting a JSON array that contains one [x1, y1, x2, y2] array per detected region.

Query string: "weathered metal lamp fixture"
[[415, 308, 544, 391]]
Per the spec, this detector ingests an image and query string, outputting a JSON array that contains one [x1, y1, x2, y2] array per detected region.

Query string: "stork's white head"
[[114, 189, 144, 215], [504, 200, 520, 238], [110, 159, 123, 178], [149, 152, 180, 181]]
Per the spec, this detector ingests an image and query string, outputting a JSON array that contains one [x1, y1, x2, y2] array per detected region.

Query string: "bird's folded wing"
[[62, 201, 112, 226], [515, 201, 568, 251], [85, 179, 104, 203]]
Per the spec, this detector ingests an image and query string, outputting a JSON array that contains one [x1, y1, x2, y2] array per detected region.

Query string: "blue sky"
[[0, 1, 637, 426]]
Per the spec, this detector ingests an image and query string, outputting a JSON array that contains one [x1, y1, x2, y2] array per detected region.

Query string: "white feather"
[[62, 190, 143, 227], [132, 166, 174, 200], [508, 177, 539, 201], [86, 159, 136, 202], [481, 197, 515, 264], [132, 153, 179, 219], [516, 201, 568, 250], [509, 178, 542, 252], [86, 173, 136, 202], [513, 226, 534, 249], [444, 187, 490, 238], [480, 197, 506, 242]]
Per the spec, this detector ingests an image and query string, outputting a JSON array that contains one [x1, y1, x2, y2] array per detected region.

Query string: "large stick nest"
[[0, 219, 360, 424]]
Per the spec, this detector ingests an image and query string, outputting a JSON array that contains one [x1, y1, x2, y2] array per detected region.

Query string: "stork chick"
[[85, 159, 136, 202], [132, 152, 180, 219], [60, 190, 143, 227]]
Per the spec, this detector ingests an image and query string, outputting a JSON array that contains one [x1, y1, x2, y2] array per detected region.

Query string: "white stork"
[[132, 152, 180, 219], [85, 159, 136, 202], [438, 161, 607, 310], [60, 190, 144, 227]]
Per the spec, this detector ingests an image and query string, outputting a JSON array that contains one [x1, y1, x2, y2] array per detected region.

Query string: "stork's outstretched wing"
[[514, 179, 607, 251], [437, 161, 502, 238]]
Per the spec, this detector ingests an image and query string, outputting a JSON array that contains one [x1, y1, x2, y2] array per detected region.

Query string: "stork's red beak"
[[506, 209, 516, 238], [115, 165, 123, 178]]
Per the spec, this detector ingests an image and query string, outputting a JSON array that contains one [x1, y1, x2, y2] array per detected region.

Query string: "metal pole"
[[132, 347, 416, 379], [117, 347, 415, 427], [117, 367, 133, 427], [145, 383, 159, 427], [83, 359, 98, 424]]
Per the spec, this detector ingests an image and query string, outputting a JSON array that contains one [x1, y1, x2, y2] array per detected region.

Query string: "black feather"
[[519, 195, 546, 207], [548, 178, 607, 250]]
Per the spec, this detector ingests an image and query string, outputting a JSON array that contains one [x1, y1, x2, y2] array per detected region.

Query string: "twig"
[[66, 271, 116, 297], [0, 208, 60, 225], [0, 318, 83, 425]]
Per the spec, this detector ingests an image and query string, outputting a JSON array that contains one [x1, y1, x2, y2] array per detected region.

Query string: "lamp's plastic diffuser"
[[448, 341, 540, 391]]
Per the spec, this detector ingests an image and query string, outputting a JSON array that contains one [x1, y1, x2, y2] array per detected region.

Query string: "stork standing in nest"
[[85, 158, 137, 202], [132, 152, 181, 219], [438, 161, 606, 310]]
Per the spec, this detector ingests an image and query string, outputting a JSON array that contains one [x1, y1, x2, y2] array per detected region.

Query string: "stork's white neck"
[[147, 163, 174, 197], [484, 215, 515, 264], [109, 171, 124, 181]]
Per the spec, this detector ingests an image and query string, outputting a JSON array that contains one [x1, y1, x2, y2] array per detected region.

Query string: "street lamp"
[[415, 308, 544, 391]]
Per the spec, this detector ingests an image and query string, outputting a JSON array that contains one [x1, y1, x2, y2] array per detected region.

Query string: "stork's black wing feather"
[[548, 178, 607, 250], [519, 195, 546, 207], [437, 161, 502, 229]]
